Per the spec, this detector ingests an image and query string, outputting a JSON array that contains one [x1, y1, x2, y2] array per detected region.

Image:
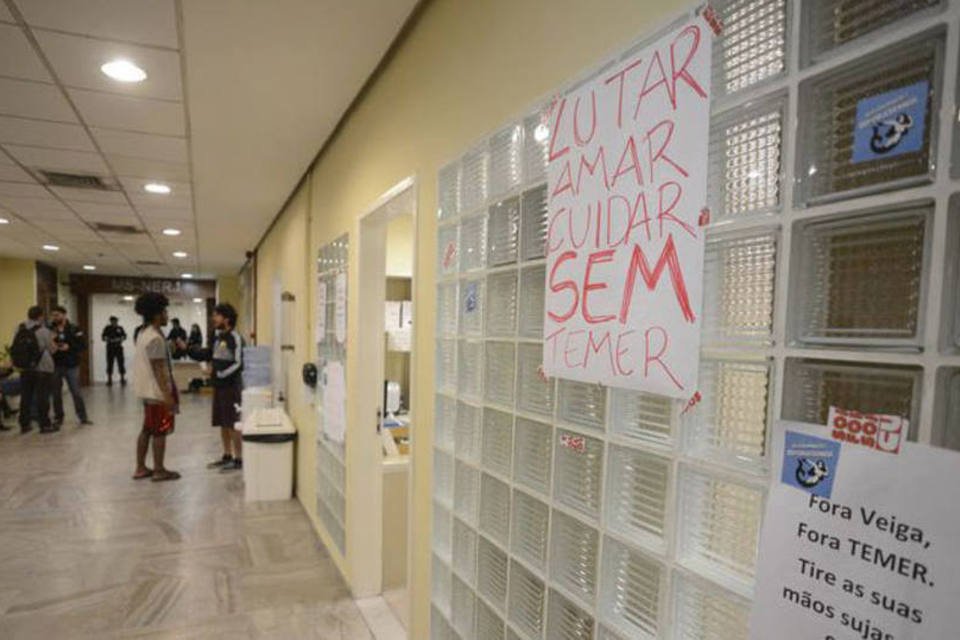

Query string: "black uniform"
[[102, 323, 127, 382]]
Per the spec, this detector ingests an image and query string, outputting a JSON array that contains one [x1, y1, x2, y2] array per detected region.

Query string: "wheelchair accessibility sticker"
[[852, 81, 928, 163], [780, 430, 840, 499]]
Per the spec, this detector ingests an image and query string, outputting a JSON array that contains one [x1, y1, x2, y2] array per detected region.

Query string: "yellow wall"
[[216, 275, 243, 329], [0, 258, 35, 347], [253, 0, 680, 635]]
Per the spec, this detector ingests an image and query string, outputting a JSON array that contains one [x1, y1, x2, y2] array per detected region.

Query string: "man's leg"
[[232, 429, 242, 464], [135, 427, 151, 476], [18, 371, 34, 433], [118, 349, 126, 385], [36, 373, 53, 431], [64, 367, 89, 423], [106, 348, 115, 386], [51, 368, 65, 425]]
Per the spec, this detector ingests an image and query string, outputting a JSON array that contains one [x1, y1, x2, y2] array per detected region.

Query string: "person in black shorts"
[[189, 304, 244, 472]]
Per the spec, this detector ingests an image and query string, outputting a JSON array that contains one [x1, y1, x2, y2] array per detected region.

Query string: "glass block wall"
[[316, 234, 348, 556], [431, 1, 960, 638]]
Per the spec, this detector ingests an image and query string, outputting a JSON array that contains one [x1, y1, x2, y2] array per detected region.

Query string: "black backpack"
[[10, 323, 41, 370]]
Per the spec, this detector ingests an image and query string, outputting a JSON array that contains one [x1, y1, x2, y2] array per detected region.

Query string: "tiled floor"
[[0, 385, 376, 639]]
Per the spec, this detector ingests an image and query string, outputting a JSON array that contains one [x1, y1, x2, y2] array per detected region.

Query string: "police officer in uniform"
[[102, 316, 127, 387]]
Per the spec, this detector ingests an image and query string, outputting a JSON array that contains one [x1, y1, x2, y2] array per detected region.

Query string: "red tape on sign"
[[701, 5, 723, 36]]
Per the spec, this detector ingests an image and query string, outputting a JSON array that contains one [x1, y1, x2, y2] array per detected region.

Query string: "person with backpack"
[[50, 306, 91, 427], [189, 303, 244, 472], [10, 306, 56, 434]]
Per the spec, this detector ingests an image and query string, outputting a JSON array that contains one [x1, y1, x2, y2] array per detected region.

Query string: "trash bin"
[[242, 408, 297, 502]]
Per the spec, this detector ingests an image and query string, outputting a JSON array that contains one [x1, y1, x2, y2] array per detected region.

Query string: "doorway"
[[354, 177, 416, 631]]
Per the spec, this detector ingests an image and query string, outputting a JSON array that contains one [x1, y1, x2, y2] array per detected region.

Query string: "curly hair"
[[213, 303, 238, 328], [134, 292, 169, 324]]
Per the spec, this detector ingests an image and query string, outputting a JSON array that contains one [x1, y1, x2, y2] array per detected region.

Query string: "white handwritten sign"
[[750, 421, 960, 640], [542, 16, 713, 397]]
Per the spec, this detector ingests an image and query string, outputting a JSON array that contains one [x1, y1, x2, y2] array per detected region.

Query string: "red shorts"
[[143, 402, 176, 435]]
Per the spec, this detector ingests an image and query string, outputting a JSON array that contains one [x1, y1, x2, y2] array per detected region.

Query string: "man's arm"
[[151, 358, 175, 408]]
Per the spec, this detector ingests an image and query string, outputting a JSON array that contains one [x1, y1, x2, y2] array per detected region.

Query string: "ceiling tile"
[[17, 0, 179, 49], [36, 30, 183, 101], [91, 128, 186, 164], [5, 144, 108, 174], [0, 182, 50, 198], [0, 4, 14, 22], [0, 196, 70, 214], [69, 89, 184, 136], [69, 201, 136, 217], [52, 186, 127, 204], [30, 209, 83, 222], [0, 77, 77, 122], [109, 156, 189, 182], [0, 116, 94, 151], [0, 164, 36, 183], [0, 23, 52, 82], [134, 206, 192, 220]]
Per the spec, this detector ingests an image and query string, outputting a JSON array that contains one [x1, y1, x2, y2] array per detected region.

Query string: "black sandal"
[[132, 468, 154, 480]]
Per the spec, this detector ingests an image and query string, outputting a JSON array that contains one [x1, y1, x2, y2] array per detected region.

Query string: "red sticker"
[[701, 5, 724, 36], [826, 407, 907, 455], [536, 364, 550, 384], [680, 390, 702, 415], [442, 242, 457, 269], [560, 434, 586, 453], [698, 207, 711, 227]]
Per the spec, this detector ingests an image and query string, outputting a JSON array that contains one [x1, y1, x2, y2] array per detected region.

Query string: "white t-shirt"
[[133, 325, 170, 401]]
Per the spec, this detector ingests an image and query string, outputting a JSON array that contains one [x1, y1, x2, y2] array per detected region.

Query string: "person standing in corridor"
[[50, 306, 91, 427], [102, 316, 127, 387], [10, 306, 55, 434]]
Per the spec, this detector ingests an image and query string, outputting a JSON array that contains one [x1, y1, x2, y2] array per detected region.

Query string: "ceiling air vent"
[[37, 170, 119, 191], [94, 222, 142, 235], [135, 260, 165, 266]]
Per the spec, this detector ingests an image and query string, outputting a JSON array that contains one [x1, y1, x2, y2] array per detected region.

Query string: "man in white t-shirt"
[[132, 292, 184, 482]]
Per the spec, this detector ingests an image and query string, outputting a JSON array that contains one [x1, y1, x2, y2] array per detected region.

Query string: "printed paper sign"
[[316, 280, 327, 344], [334, 272, 347, 344], [542, 16, 713, 397], [827, 407, 908, 455], [750, 421, 960, 640], [851, 81, 928, 164], [322, 360, 346, 444]]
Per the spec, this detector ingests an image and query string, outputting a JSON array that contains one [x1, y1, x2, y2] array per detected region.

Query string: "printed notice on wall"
[[749, 421, 960, 640], [322, 360, 346, 444], [542, 16, 713, 397], [334, 272, 347, 344], [316, 279, 327, 344]]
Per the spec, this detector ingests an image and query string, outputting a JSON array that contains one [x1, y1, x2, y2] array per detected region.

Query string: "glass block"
[[456, 401, 482, 464], [436, 339, 457, 393], [455, 460, 480, 527], [477, 536, 509, 612], [608, 388, 674, 447], [460, 277, 484, 336], [437, 281, 459, 337], [782, 358, 922, 430], [678, 468, 764, 589], [435, 449, 454, 507], [477, 598, 506, 640], [598, 537, 662, 639], [802, 0, 943, 67], [438, 223, 459, 277], [708, 97, 784, 220], [598, 627, 629, 640], [523, 108, 550, 182], [438, 162, 460, 221], [460, 214, 487, 273], [511, 490, 550, 571], [702, 229, 777, 347], [932, 368, 960, 451], [554, 429, 604, 519], [513, 418, 553, 496], [683, 358, 771, 466], [489, 124, 523, 198], [549, 510, 599, 604], [520, 185, 548, 261], [434, 503, 452, 560], [482, 408, 514, 478], [558, 379, 606, 431], [479, 473, 511, 546], [547, 590, 596, 640], [484, 341, 516, 407], [517, 343, 554, 416], [508, 560, 546, 639], [452, 574, 476, 639], [488, 197, 520, 267], [792, 207, 928, 346], [458, 340, 483, 400], [453, 517, 478, 586], [486, 270, 518, 337], [432, 605, 455, 640], [433, 555, 452, 616], [436, 393, 457, 451], [518, 265, 546, 338], [673, 573, 751, 640], [796, 32, 942, 204], [461, 146, 489, 213], [711, 0, 787, 98], [605, 445, 670, 553]]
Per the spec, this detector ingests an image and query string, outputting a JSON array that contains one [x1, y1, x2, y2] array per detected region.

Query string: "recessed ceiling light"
[[101, 59, 147, 83], [172, 251, 188, 258], [181, 273, 193, 279], [82, 264, 96, 271], [42, 244, 59, 252], [0, 217, 9, 225], [144, 182, 171, 195], [192, 297, 204, 303], [162, 228, 181, 236], [122, 295, 135, 301]]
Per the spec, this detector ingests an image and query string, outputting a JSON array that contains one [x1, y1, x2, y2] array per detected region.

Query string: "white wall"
[[88, 294, 207, 383]]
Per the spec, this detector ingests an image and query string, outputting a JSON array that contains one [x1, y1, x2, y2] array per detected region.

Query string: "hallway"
[[0, 386, 373, 639]]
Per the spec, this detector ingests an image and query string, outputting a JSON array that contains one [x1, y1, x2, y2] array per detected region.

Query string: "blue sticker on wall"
[[464, 282, 478, 314], [851, 81, 928, 164], [781, 431, 841, 499]]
